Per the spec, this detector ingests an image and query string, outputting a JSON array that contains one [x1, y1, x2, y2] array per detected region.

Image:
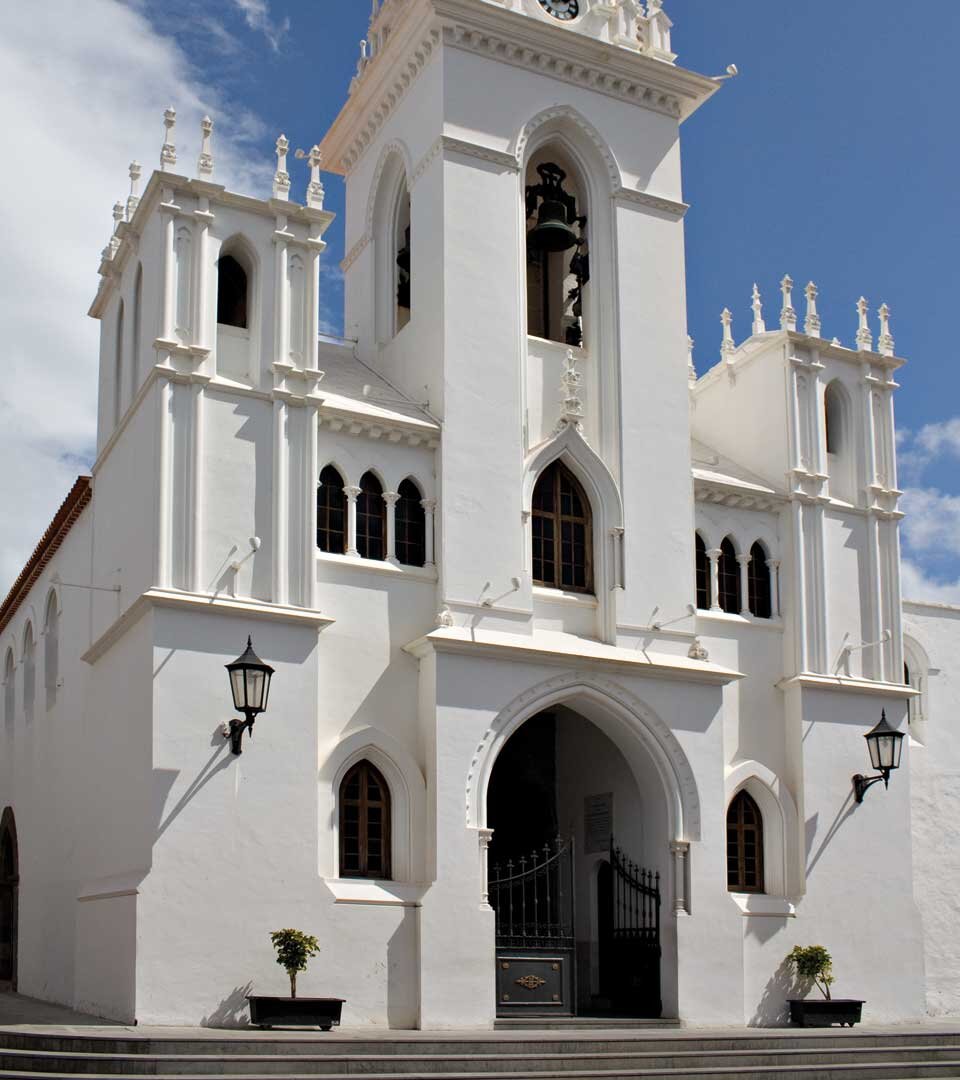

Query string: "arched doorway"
[[0, 808, 18, 989], [486, 706, 666, 1018]]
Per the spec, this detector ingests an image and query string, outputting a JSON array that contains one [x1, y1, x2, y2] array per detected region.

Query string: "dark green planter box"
[[788, 998, 864, 1027], [247, 995, 344, 1030]]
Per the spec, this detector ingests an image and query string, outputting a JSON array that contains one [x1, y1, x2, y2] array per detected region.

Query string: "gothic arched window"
[[695, 533, 710, 610], [357, 471, 386, 561], [717, 537, 741, 614], [747, 541, 772, 619], [44, 593, 59, 710], [825, 380, 854, 501], [2, 651, 13, 736], [114, 299, 124, 426], [727, 790, 764, 893], [317, 465, 346, 554], [395, 478, 425, 567], [339, 760, 391, 880], [532, 461, 592, 593], [394, 182, 411, 333], [21, 627, 35, 726], [217, 255, 248, 329]]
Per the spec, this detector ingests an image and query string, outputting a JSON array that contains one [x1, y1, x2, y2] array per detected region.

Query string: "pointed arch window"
[[317, 466, 346, 554], [357, 471, 386, 561], [217, 254, 249, 329], [395, 478, 425, 567], [825, 380, 854, 501], [114, 299, 125, 427], [717, 537, 741, 614], [132, 263, 143, 393], [532, 461, 592, 593], [22, 628, 35, 726], [695, 533, 710, 610], [339, 760, 391, 880], [727, 790, 764, 893], [394, 182, 411, 332], [44, 594, 59, 710], [747, 541, 772, 619], [2, 652, 13, 736]]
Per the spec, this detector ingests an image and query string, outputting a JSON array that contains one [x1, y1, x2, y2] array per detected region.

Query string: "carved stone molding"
[[613, 187, 689, 218], [340, 232, 371, 273], [319, 412, 440, 449], [337, 30, 443, 173], [444, 25, 682, 119], [694, 482, 784, 514], [464, 670, 701, 841]]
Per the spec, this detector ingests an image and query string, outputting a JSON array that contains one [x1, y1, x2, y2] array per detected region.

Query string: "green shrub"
[[269, 928, 320, 999], [786, 944, 835, 1000]]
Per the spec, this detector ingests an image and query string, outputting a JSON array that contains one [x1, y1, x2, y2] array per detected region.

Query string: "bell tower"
[[322, 0, 717, 642]]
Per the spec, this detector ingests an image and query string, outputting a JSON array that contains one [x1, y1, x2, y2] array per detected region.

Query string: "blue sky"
[[1, 1, 958, 600]]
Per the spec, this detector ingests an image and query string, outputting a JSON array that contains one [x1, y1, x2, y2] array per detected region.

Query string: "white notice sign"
[[584, 793, 613, 854]]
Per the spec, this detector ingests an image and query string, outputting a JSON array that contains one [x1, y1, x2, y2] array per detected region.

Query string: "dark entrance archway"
[[0, 808, 18, 989], [487, 709, 661, 1018]]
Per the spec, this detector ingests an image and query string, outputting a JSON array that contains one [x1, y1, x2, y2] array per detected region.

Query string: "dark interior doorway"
[[0, 808, 18, 989]]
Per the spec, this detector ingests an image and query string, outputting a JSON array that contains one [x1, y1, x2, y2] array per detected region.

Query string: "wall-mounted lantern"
[[852, 710, 905, 803], [222, 636, 274, 755]]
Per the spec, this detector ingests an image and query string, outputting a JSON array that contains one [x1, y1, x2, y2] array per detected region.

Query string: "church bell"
[[526, 163, 580, 253]]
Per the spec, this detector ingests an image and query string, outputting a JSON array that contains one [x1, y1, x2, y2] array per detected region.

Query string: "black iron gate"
[[608, 838, 662, 1017], [491, 836, 575, 1015]]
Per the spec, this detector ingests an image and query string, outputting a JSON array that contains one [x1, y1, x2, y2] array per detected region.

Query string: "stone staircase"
[[1, 1027, 960, 1080]]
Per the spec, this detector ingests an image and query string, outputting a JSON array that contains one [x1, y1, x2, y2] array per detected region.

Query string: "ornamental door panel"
[[491, 837, 575, 1015]]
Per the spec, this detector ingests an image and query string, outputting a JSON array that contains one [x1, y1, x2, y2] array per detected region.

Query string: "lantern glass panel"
[[877, 733, 896, 769], [246, 669, 266, 712], [891, 732, 904, 768], [230, 668, 247, 711], [867, 734, 882, 770]]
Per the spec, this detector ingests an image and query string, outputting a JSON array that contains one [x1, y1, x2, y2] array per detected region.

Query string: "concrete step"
[[2, 1045, 960, 1078], [4, 1063, 960, 1080], [3, 1032, 960, 1057]]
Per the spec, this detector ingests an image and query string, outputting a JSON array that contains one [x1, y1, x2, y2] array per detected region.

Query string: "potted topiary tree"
[[785, 945, 864, 1027], [247, 929, 344, 1030]]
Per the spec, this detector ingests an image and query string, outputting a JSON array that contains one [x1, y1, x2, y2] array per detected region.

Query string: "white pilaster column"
[[272, 400, 289, 605], [862, 373, 879, 493], [384, 491, 400, 564], [766, 559, 782, 618], [791, 503, 809, 673], [156, 379, 173, 588], [160, 198, 176, 343], [478, 828, 494, 909], [344, 486, 361, 557], [707, 549, 722, 611], [670, 841, 690, 915], [866, 511, 885, 681], [193, 201, 212, 354], [189, 381, 205, 593], [304, 405, 319, 608], [274, 226, 290, 380], [421, 498, 437, 567], [737, 553, 752, 616]]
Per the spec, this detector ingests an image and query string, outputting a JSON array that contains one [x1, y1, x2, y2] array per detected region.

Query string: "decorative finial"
[[720, 308, 735, 358], [556, 348, 585, 435], [856, 296, 873, 351], [125, 161, 142, 220], [436, 607, 454, 628], [688, 638, 709, 662], [780, 275, 797, 331], [160, 106, 177, 171], [750, 284, 766, 335], [877, 303, 895, 357], [197, 116, 214, 179], [306, 145, 325, 209], [109, 201, 124, 257], [273, 134, 291, 200], [687, 335, 696, 386], [804, 281, 821, 338]]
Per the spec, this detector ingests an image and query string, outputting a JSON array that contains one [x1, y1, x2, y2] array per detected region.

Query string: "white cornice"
[[776, 673, 917, 700], [694, 480, 785, 513], [320, 0, 717, 177], [403, 626, 743, 685], [82, 589, 334, 666]]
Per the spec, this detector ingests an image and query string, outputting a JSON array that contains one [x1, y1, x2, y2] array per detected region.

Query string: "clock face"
[[538, 0, 580, 20]]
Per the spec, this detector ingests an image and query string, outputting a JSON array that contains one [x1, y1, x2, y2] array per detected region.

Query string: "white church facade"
[[1, 0, 958, 1029]]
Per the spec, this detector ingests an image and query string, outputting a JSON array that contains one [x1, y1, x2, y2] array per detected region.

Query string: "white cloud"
[[0, 0, 271, 591], [898, 416, 960, 481], [901, 559, 960, 606], [231, 0, 290, 51], [901, 487, 960, 558]]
